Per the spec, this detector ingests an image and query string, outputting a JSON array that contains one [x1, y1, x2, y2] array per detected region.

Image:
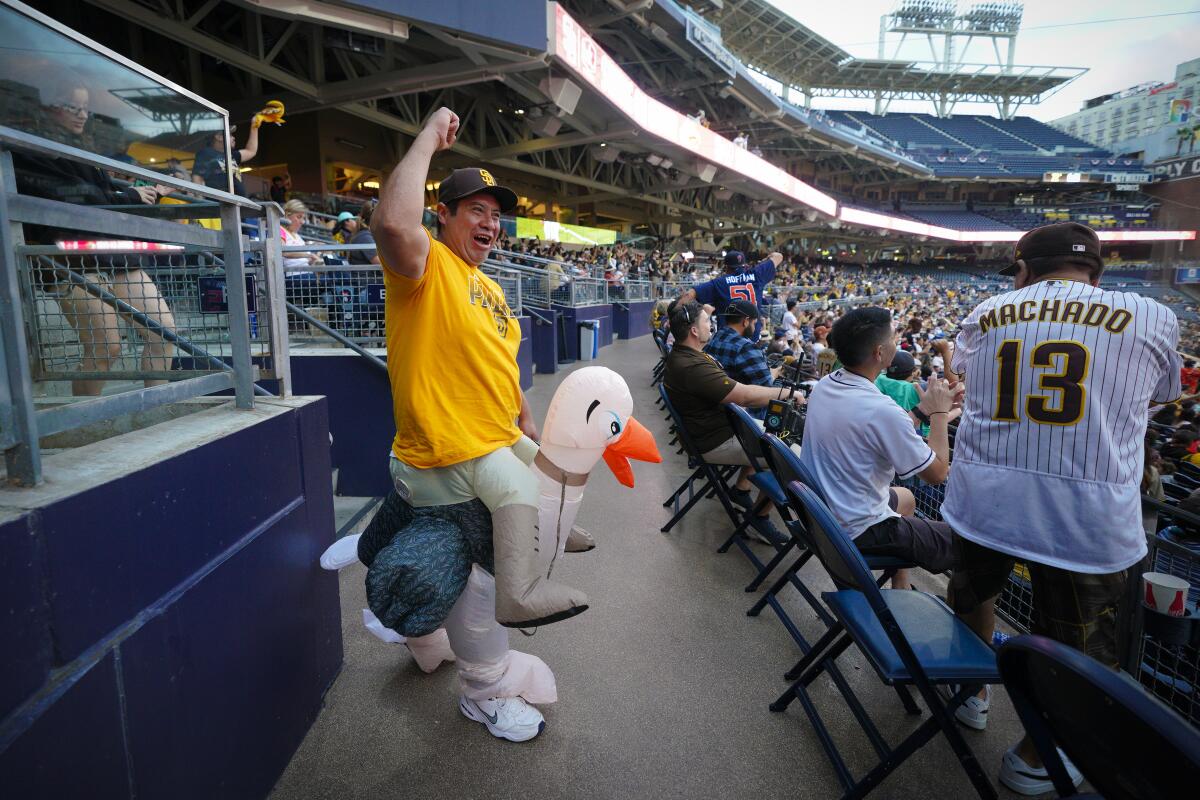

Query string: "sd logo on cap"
[[437, 167, 517, 212]]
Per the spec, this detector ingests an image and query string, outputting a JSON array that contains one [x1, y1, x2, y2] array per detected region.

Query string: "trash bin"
[[578, 319, 600, 361]]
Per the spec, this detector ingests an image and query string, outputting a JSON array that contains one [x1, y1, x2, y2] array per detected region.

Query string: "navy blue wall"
[[290, 355, 392, 498], [553, 303, 614, 361], [345, 0, 548, 51], [517, 316, 533, 390], [0, 400, 342, 799], [613, 301, 655, 341], [529, 309, 558, 374]]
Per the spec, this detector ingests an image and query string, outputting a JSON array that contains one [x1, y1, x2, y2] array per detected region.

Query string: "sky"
[[766, 1, 1200, 120]]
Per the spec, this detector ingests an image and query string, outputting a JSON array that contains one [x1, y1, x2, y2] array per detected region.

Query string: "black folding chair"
[[999, 634, 1200, 800], [651, 329, 669, 388], [659, 383, 741, 534], [1163, 480, 1191, 502], [722, 404, 797, 583], [1172, 471, 1200, 491], [772, 480, 1000, 800], [1176, 460, 1200, 484], [760, 434, 922, 714]]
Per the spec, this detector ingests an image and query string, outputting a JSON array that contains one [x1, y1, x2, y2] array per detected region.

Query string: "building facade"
[[1051, 59, 1199, 160]]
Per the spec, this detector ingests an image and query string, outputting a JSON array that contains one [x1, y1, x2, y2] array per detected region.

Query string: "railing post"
[[220, 203, 255, 409], [261, 203, 291, 397], [0, 148, 41, 485]]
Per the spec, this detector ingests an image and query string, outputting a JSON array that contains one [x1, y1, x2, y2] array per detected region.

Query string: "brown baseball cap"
[[1000, 221, 1103, 276], [437, 167, 517, 213]]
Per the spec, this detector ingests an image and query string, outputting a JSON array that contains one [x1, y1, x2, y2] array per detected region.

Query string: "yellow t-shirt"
[[384, 228, 522, 468]]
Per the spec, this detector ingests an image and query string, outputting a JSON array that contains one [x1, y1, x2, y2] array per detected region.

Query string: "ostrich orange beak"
[[602, 417, 661, 488]]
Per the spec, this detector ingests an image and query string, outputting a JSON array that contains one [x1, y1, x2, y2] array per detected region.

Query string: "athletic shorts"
[[853, 488, 957, 574], [948, 536, 1128, 667]]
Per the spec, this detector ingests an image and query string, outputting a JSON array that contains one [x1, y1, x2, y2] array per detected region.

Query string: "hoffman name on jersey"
[[978, 298, 1133, 335]]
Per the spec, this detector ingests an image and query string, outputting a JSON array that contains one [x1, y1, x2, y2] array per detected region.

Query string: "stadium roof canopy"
[[695, 0, 1084, 113], [67, 0, 1192, 248]]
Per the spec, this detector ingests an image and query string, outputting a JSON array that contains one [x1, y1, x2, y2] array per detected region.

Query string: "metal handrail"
[[1, 138, 265, 485]]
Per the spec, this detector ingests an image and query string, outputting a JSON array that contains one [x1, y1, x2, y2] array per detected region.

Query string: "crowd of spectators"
[[658, 224, 1198, 793]]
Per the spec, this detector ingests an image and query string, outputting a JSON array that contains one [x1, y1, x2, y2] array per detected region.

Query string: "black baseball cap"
[[723, 250, 747, 269], [437, 167, 518, 213], [1000, 221, 1103, 276], [887, 349, 917, 380], [720, 299, 759, 320]]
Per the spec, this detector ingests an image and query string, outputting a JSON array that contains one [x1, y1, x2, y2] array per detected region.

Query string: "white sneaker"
[[998, 746, 1083, 796], [954, 685, 989, 730], [459, 695, 545, 742]]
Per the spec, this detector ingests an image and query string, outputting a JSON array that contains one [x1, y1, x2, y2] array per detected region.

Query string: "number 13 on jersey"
[[994, 339, 1091, 426]]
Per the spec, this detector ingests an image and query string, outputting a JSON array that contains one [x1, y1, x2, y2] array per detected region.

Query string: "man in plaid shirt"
[[704, 301, 783, 418]]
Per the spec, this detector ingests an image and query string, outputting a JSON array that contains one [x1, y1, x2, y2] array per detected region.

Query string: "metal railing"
[[564, 276, 608, 306], [621, 280, 653, 302], [1, 125, 274, 486], [273, 246, 527, 350]]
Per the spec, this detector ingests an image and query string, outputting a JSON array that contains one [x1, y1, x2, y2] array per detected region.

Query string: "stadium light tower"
[[879, 1, 1025, 115]]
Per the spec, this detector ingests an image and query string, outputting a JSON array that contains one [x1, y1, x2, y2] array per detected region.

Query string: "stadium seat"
[[998, 634, 1200, 799], [772, 480, 1000, 800], [658, 384, 749, 539], [723, 404, 800, 587]]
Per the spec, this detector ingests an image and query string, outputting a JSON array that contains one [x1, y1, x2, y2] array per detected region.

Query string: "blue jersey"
[[693, 258, 777, 338]]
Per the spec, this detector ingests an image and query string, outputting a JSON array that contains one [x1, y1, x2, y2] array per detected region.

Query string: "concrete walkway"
[[270, 336, 1033, 800]]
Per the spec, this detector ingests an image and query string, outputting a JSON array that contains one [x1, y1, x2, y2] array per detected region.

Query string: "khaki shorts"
[[699, 418, 797, 467], [389, 435, 539, 511], [700, 434, 752, 467]]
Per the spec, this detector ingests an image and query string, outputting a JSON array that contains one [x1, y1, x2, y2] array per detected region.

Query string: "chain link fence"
[[20, 245, 282, 387]]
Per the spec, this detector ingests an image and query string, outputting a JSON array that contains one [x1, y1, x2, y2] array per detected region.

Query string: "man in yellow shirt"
[[372, 108, 586, 741]]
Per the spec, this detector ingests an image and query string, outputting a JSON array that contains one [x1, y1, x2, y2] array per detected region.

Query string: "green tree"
[[1177, 126, 1193, 156]]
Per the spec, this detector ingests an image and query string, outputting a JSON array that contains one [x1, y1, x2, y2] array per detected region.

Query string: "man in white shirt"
[[942, 222, 1181, 795], [800, 307, 972, 589], [781, 299, 799, 343]]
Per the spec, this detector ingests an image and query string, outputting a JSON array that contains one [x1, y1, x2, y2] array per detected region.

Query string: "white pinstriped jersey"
[[942, 279, 1182, 573]]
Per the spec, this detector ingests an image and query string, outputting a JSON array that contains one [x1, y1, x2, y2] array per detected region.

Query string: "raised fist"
[[425, 107, 459, 152]]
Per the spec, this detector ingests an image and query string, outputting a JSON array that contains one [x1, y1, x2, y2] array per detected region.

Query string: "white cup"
[[1143, 572, 1190, 618]]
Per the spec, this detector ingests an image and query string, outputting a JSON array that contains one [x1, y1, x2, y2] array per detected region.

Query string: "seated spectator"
[[799, 307, 967, 592], [650, 299, 671, 334], [1161, 428, 1197, 464], [280, 199, 324, 274], [347, 200, 380, 265], [875, 349, 920, 415], [767, 329, 792, 357], [14, 71, 176, 396], [332, 211, 355, 244], [1180, 398, 1197, 425], [1183, 359, 1200, 395], [703, 300, 784, 406], [269, 174, 289, 204], [163, 157, 190, 182], [1152, 403, 1181, 427], [811, 323, 830, 354], [663, 300, 799, 543]]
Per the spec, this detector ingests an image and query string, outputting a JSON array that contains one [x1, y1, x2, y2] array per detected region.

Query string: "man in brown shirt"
[[663, 301, 799, 543]]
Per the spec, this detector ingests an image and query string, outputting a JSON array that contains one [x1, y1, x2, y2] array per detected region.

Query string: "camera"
[[764, 397, 806, 442]]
